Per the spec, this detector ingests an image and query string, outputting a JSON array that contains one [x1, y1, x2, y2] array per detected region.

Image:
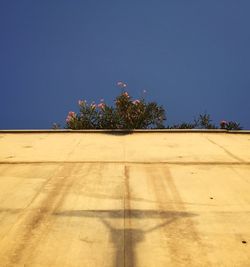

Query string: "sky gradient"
[[1, 0, 250, 129]]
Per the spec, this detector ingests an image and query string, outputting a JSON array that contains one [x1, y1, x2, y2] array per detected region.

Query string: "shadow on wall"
[[54, 209, 197, 267], [104, 130, 133, 136]]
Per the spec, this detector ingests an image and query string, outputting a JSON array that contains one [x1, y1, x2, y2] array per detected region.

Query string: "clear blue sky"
[[1, 0, 249, 129]]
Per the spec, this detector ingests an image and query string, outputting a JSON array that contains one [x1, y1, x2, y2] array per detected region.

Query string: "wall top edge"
[[0, 129, 250, 134]]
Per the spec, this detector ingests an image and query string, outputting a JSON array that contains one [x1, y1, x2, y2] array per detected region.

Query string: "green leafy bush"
[[58, 82, 243, 130], [65, 82, 166, 130], [166, 113, 242, 130], [194, 113, 217, 129], [220, 120, 242, 130], [166, 122, 196, 129]]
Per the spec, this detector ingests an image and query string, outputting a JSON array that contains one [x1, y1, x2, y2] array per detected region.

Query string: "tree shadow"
[[54, 209, 197, 267], [103, 130, 133, 136]]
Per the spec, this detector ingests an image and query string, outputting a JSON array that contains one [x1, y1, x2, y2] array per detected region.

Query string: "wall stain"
[[206, 137, 245, 162], [4, 163, 81, 266]]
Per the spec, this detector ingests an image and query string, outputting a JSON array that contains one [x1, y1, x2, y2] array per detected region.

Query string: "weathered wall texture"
[[0, 132, 250, 266]]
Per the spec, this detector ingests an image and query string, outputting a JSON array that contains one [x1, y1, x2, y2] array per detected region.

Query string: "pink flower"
[[78, 100, 84, 106], [220, 120, 228, 128], [68, 111, 76, 117], [117, 81, 127, 88], [124, 92, 129, 97], [66, 111, 76, 123], [133, 99, 140, 105], [98, 103, 105, 109]]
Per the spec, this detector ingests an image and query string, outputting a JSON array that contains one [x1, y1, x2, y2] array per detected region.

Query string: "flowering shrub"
[[65, 82, 166, 129], [60, 82, 243, 130], [220, 120, 242, 130], [220, 120, 227, 129], [166, 113, 242, 130]]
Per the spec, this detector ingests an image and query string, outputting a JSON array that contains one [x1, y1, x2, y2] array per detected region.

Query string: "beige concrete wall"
[[0, 132, 249, 266], [1, 131, 250, 163]]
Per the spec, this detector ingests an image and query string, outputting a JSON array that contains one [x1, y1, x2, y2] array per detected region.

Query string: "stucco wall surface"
[[0, 132, 250, 266]]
